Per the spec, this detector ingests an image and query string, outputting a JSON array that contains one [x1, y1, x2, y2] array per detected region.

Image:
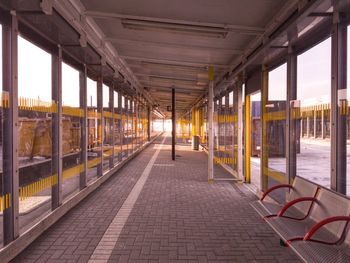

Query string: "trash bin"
[[192, 135, 199, 150]]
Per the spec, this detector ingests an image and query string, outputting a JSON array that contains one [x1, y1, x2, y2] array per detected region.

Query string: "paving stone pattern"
[[13, 136, 300, 263]]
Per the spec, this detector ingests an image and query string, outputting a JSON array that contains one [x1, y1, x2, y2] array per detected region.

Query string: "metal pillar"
[[118, 92, 123, 161], [237, 82, 244, 179], [79, 66, 87, 189], [261, 66, 269, 191], [109, 85, 114, 169], [244, 94, 251, 183], [321, 106, 325, 139], [331, 11, 347, 193], [2, 13, 19, 244], [51, 45, 62, 209], [286, 46, 297, 184], [125, 98, 129, 156], [208, 67, 214, 182], [172, 88, 176, 160], [97, 77, 103, 176], [147, 106, 151, 141]]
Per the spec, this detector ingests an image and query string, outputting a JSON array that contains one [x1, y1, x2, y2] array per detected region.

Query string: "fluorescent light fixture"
[[121, 19, 228, 39]]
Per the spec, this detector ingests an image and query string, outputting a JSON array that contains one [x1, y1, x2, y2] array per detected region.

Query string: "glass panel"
[[266, 63, 287, 201], [61, 63, 82, 200], [297, 38, 331, 188], [250, 92, 261, 189], [347, 26, 350, 196], [87, 78, 98, 183], [102, 84, 112, 172], [113, 91, 121, 164], [122, 96, 128, 159], [18, 36, 52, 233]]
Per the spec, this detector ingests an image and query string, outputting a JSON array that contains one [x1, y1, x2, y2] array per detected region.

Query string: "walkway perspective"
[[13, 135, 300, 263]]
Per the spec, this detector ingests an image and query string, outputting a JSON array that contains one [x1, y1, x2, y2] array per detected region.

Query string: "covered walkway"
[[13, 135, 298, 262]]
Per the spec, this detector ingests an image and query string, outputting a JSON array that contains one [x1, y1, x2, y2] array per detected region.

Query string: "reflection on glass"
[[250, 92, 261, 189], [87, 78, 99, 183], [61, 63, 82, 200], [103, 85, 112, 172], [297, 38, 331, 188], [18, 36, 52, 234]]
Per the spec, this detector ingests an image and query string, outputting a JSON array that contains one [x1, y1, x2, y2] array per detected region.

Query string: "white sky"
[[0, 25, 350, 110]]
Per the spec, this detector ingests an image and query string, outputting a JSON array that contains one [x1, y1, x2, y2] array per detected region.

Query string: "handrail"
[[261, 184, 293, 201], [277, 197, 317, 217], [303, 216, 350, 242]]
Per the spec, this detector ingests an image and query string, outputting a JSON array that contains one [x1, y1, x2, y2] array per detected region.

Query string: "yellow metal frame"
[[244, 95, 251, 183]]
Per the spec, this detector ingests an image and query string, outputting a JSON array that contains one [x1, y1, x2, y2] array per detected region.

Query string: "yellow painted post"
[[245, 95, 251, 183]]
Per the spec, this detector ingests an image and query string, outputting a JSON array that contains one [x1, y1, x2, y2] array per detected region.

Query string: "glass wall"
[[103, 84, 112, 172], [122, 95, 128, 158], [18, 36, 52, 233], [297, 38, 331, 188], [87, 78, 99, 182], [0, 24, 4, 247], [62, 63, 82, 200], [113, 91, 122, 164]]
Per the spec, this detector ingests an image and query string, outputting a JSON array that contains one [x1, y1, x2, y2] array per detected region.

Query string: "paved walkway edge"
[[88, 136, 167, 263], [0, 134, 163, 263]]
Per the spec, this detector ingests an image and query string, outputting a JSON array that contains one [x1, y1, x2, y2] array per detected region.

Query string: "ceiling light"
[[121, 19, 228, 39]]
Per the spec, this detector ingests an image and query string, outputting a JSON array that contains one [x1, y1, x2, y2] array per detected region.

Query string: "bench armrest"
[[277, 197, 317, 217], [261, 184, 293, 201], [303, 216, 350, 242]]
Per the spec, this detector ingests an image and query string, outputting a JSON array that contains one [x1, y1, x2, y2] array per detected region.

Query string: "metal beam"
[[172, 88, 176, 160], [109, 85, 114, 169], [330, 11, 347, 194], [121, 55, 229, 69], [52, 45, 63, 209], [208, 67, 214, 182], [261, 66, 269, 191], [85, 11, 265, 35], [106, 37, 243, 54], [97, 77, 103, 176], [79, 65, 88, 189], [2, 12, 19, 244], [286, 46, 297, 184]]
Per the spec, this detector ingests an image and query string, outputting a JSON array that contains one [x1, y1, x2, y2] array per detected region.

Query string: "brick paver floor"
[[13, 135, 300, 263]]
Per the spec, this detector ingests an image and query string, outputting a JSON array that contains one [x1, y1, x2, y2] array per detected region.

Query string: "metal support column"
[[261, 66, 269, 191], [97, 77, 103, 176], [286, 46, 297, 184], [51, 45, 62, 209], [245, 94, 251, 183], [208, 67, 214, 182], [79, 66, 87, 189], [321, 106, 325, 139], [237, 81, 244, 179], [109, 85, 114, 169], [172, 88, 176, 160], [118, 92, 123, 162], [125, 98, 129, 156], [331, 11, 347, 193], [2, 12, 19, 244], [147, 106, 151, 141]]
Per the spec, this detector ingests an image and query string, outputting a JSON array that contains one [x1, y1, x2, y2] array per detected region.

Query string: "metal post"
[[172, 88, 176, 160], [331, 11, 347, 193], [79, 66, 87, 189], [245, 94, 251, 183], [321, 105, 325, 139], [261, 66, 269, 191], [286, 46, 297, 184], [97, 77, 103, 176], [2, 12, 19, 244], [147, 106, 151, 141], [208, 67, 214, 182], [313, 109, 317, 138], [51, 45, 62, 209], [125, 98, 129, 156], [118, 92, 123, 161], [237, 82, 244, 179], [109, 85, 114, 168]]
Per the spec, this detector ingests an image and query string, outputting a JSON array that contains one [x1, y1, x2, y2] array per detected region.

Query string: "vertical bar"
[[2, 13, 19, 244], [237, 82, 244, 178], [331, 11, 347, 193], [208, 67, 214, 182], [147, 106, 151, 141], [321, 105, 325, 139], [313, 110, 317, 138], [261, 66, 269, 191], [244, 94, 251, 183], [109, 85, 114, 168], [125, 98, 129, 156], [79, 66, 87, 189], [118, 92, 122, 161], [51, 45, 62, 209], [97, 77, 103, 176], [172, 88, 176, 160], [306, 116, 310, 137], [286, 46, 297, 184]]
